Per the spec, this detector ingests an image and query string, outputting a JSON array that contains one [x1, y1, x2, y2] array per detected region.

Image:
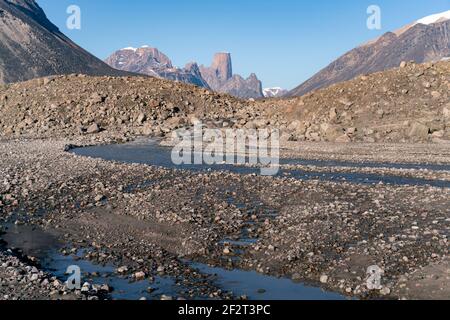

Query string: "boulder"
[[336, 134, 351, 143], [408, 122, 429, 139], [137, 113, 146, 124], [86, 123, 100, 134]]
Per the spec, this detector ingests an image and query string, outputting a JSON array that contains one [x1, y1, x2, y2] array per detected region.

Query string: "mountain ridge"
[[105, 48, 264, 99], [0, 0, 130, 84], [289, 11, 450, 97]]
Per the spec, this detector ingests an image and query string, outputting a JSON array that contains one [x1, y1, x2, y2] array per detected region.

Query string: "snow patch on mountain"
[[121, 45, 152, 51], [415, 10, 450, 25], [263, 87, 288, 98]]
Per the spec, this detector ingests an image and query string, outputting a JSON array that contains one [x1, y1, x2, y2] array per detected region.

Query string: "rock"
[[399, 61, 407, 68], [94, 195, 105, 202], [408, 122, 429, 139], [30, 273, 39, 281], [143, 123, 155, 136], [90, 93, 105, 104], [431, 130, 445, 138], [86, 123, 100, 134], [329, 107, 337, 121], [257, 289, 266, 294], [156, 266, 165, 273], [443, 107, 450, 120], [320, 275, 329, 284], [137, 113, 146, 124], [81, 282, 91, 293], [134, 271, 146, 281], [380, 287, 391, 295], [160, 295, 173, 300], [323, 124, 344, 141], [117, 266, 128, 274], [287, 120, 301, 131], [100, 284, 110, 292], [292, 273, 302, 282], [431, 91, 441, 99], [336, 134, 351, 143]]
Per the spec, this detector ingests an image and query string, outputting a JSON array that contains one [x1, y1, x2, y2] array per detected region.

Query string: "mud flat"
[[0, 137, 449, 300]]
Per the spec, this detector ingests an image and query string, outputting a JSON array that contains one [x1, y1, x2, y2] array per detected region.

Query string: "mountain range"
[[1, 0, 449, 104], [289, 10, 450, 96], [105, 48, 264, 99], [0, 0, 128, 84]]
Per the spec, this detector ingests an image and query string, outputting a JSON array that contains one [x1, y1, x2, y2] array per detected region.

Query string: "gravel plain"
[[0, 136, 448, 300]]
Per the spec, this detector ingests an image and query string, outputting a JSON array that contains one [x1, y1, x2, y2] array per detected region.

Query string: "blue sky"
[[38, 0, 450, 89]]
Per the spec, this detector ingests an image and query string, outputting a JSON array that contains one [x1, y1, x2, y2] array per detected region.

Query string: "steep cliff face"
[[0, 0, 127, 84], [210, 52, 233, 83], [199, 53, 264, 99], [289, 12, 450, 97]]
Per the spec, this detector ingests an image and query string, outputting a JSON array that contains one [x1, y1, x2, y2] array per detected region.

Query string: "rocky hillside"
[[266, 60, 450, 143], [289, 11, 450, 97], [105, 46, 210, 89], [0, 73, 252, 139], [0, 0, 128, 84], [0, 61, 449, 144]]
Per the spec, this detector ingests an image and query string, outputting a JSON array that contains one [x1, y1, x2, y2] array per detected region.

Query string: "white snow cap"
[[263, 87, 287, 97], [416, 10, 450, 25], [121, 45, 152, 51]]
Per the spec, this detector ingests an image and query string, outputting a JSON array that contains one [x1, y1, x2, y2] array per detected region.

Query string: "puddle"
[[46, 252, 179, 300], [71, 139, 450, 188], [0, 223, 185, 300], [190, 263, 347, 300]]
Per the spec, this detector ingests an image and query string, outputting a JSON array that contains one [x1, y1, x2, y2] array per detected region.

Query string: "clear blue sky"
[[38, 0, 450, 89]]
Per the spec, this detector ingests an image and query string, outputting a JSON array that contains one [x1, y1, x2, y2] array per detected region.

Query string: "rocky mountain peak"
[[105, 46, 173, 75], [210, 52, 232, 81], [199, 53, 264, 99]]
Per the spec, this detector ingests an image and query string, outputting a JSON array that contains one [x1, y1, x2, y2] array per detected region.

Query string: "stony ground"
[[0, 137, 448, 300]]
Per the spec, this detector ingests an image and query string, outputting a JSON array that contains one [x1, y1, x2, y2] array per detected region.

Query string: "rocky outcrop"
[[289, 13, 450, 97], [105, 46, 210, 89], [210, 52, 233, 83], [0, 0, 128, 84], [199, 53, 264, 99], [219, 73, 263, 99]]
